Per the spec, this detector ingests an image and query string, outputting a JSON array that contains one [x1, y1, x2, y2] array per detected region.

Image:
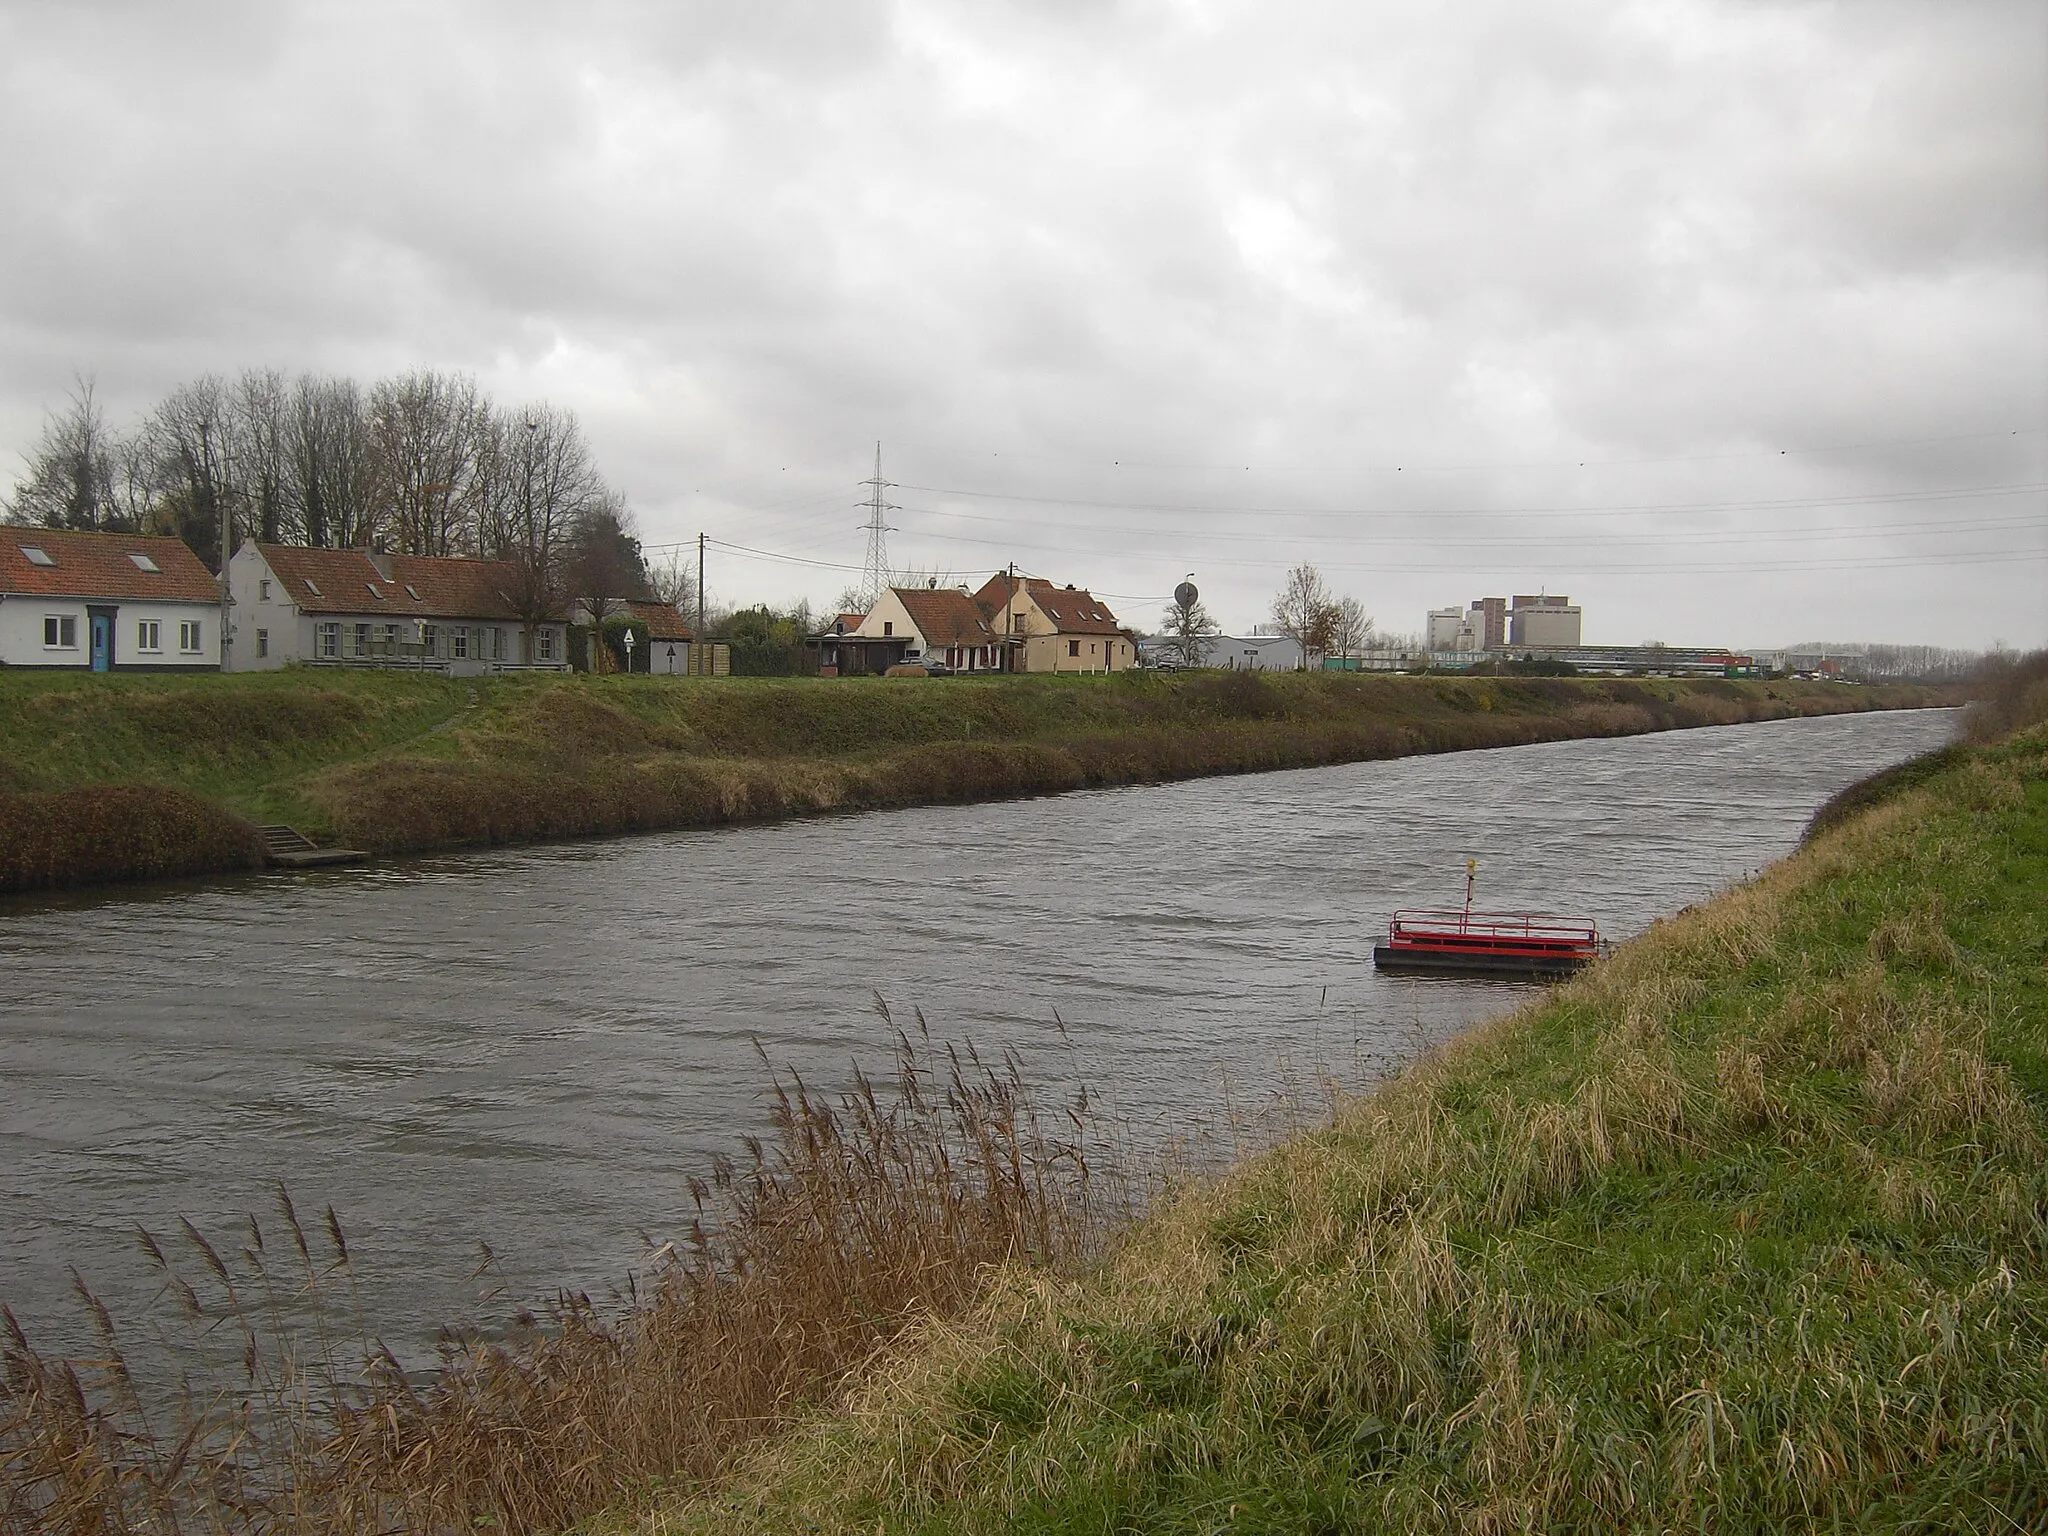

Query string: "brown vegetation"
[[1962, 646, 2048, 741], [0, 785, 263, 892], [0, 1025, 1118, 1534]]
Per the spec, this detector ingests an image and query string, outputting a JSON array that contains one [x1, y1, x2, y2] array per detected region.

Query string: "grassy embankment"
[[603, 719, 2048, 1533], [0, 668, 1938, 892]]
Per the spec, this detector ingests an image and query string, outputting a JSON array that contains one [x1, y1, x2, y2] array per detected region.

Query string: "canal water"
[[0, 708, 1956, 1357]]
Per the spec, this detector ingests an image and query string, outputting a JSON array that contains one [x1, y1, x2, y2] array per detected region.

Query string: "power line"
[[886, 507, 2045, 556], [892, 478, 2048, 522], [703, 530, 2044, 582], [703, 537, 868, 573], [889, 425, 2045, 476]]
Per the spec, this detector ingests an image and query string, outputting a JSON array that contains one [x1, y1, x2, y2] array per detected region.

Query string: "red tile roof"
[[254, 544, 564, 621], [0, 526, 220, 603], [624, 598, 692, 640], [971, 573, 1123, 636], [893, 586, 999, 647], [1022, 579, 1123, 636], [972, 573, 1021, 616]]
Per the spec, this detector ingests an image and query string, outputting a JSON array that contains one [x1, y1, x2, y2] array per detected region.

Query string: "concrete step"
[[259, 824, 317, 854], [257, 825, 367, 869]]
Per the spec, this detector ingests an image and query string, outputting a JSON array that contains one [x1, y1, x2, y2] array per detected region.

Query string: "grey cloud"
[[1, 0, 2041, 646]]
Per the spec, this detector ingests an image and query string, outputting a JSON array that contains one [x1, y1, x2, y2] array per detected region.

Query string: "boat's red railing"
[[1386, 909, 1601, 951]]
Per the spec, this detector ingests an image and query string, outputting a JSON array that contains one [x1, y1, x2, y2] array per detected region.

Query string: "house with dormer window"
[[972, 574, 1133, 673], [0, 526, 223, 670], [225, 543, 570, 675]]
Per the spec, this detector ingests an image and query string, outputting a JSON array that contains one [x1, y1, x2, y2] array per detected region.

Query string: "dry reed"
[[0, 1014, 1119, 1534]]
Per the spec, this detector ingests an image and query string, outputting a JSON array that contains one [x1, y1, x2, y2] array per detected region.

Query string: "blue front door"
[[90, 614, 111, 671]]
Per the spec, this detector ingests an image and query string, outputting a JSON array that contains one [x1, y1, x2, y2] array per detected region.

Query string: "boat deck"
[[1372, 908, 1602, 978]]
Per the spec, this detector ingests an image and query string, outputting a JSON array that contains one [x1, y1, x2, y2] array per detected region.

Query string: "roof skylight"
[[367, 583, 385, 600], [21, 546, 54, 567], [127, 553, 161, 572], [304, 578, 322, 595], [404, 584, 421, 600]]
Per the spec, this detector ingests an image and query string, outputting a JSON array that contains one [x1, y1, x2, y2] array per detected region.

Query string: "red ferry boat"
[[1373, 862, 1605, 979]]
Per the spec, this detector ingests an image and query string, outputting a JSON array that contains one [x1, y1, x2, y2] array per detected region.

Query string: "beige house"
[[973, 574, 1133, 673], [822, 585, 1004, 675]]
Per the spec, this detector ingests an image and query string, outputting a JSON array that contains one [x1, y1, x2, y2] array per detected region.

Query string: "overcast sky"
[[3, 0, 2043, 648]]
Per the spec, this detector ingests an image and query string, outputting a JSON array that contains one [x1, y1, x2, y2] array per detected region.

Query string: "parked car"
[[918, 656, 952, 676]]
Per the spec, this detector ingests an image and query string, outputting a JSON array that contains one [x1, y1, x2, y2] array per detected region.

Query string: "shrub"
[[0, 785, 265, 893]]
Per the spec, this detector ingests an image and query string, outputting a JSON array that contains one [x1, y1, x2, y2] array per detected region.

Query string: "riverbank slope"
[[618, 720, 2047, 1534], [0, 669, 1940, 893]]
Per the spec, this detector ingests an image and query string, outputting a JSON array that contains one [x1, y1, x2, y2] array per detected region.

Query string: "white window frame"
[[353, 622, 371, 657], [136, 620, 162, 653], [491, 627, 505, 661], [178, 620, 203, 653], [259, 578, 271, 601], [420, 623, 438, 656], [256, 629, 269, 658], [317, 622, 340, 659], [43, 614, 78, 649], [536, 628, 556, 661], [450, 626, 469, 659]]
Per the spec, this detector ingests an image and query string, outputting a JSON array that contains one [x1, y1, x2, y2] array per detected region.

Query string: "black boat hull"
[[1372, 945, 1588, 979]]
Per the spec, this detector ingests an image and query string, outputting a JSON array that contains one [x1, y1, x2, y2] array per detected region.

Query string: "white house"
[[0, 526, 222, 671], [226, 543, 570, 674]]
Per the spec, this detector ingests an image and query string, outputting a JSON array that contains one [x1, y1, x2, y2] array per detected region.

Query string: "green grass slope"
[[302, 670, 1932, 854], [0, 668, 1938, 891], [624, 726, 2048, 1535]]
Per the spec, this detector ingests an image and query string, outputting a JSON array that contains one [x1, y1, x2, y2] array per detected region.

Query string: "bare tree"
[[647, 547, 697, 618], [109, 433, 163, 535], [493, 403, 608, 659], [368, 369, 492, 556], [229, 369, 294, 543], [295, 375, 378, 547], [5, 376, 127, 530], [146, 376, 235, 567], [1160, 588, 1220, 666], [1269, 561, 1338, 670], [1330, 595, 1374, 658]]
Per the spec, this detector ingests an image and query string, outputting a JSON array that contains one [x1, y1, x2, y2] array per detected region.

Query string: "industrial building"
[[1507, 594, 1582, 648], [1427, 592, 1581, 653]]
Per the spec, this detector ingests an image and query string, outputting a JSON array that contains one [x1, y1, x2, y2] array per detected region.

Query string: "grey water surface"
[[0, 707, 1957, 1355]]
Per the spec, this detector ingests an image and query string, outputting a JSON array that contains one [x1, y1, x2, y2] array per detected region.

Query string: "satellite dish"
[[1174, 581, 1198, 609]]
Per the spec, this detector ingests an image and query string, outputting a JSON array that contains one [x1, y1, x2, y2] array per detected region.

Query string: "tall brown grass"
[[0, 1019, 1119, 1534], [0, 785, 265, 893], [1963, 646, 2048, 741]]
